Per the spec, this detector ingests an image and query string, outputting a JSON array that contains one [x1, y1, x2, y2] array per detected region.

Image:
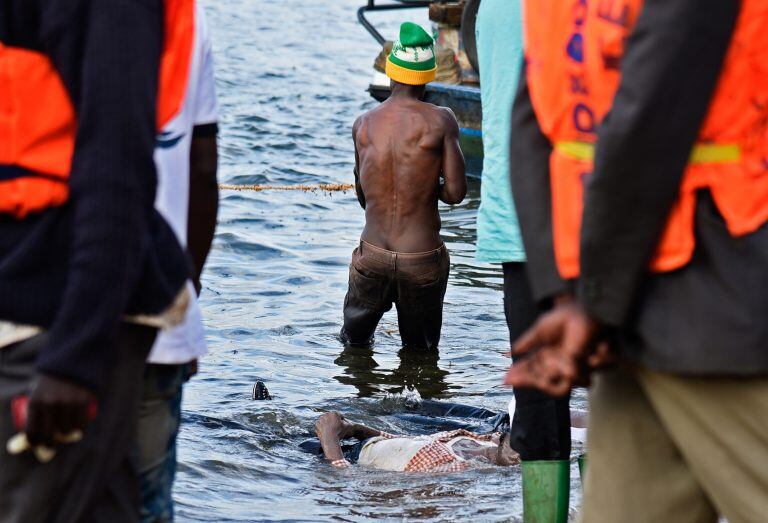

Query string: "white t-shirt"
[[148, 2, 218, 365], [358, 436, 431, 471]]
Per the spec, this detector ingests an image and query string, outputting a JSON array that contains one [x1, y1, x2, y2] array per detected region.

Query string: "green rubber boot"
[[522, 460, 570, 523], [577, 454, 587, 484]]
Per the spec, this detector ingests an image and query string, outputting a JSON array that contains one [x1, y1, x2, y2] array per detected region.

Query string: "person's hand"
[[504, 302, 607, 396], [26, 374, 97, 447]]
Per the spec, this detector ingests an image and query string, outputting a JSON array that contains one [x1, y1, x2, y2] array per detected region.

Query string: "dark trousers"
[[341, 241, 450, 350], [503, 262, 571, 461], [0, 324, 156, 523], [138, 363, 193, 523]]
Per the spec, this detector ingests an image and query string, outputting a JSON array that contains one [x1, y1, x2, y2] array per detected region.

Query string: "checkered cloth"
[[378, 429, 496, 473]]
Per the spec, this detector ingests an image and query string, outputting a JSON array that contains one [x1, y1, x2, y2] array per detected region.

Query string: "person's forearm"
[[439, 119, 467, 205], [36, 1, 164, 390], [351, 424, 384, 441], [438, 179, 466, 205], [188, 134, 219, 291], [579, 0, 739, 326], [510, 69, 570, 302]]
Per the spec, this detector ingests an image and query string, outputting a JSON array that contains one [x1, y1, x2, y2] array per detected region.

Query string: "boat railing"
[[357, 0, 438, 45]]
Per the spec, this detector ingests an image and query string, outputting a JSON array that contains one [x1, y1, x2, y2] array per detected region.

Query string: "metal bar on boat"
[[357, 0, 433, 46]]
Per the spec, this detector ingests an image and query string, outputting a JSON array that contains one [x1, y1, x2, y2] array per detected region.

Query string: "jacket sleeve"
[[510, 65, 570, 302], [35, 0, 163, 390], [578, 0, 740, 326]]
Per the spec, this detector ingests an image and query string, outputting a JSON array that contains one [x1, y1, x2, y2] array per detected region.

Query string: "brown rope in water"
[[219, 183, 354, 192]]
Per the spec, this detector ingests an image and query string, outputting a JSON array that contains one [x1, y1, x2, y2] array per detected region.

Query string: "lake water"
[[177, 1, 585, 520]]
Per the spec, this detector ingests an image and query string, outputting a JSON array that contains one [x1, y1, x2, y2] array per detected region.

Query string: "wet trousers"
[[581, 365, 768, 523], [341, 241, 450, 350], [0, 324, 155, 523], [503, 262, 571, 461]]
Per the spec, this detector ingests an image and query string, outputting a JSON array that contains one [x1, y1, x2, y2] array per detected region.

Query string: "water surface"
[[178, 2, 585, 520]]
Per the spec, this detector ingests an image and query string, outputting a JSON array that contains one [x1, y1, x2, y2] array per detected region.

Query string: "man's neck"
[[389, 82, 425, 101]]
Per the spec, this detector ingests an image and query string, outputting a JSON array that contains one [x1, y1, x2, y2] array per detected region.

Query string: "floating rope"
[[219, 183, 354, 192]]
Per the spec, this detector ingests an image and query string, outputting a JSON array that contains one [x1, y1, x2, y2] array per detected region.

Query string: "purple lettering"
[[570, 74, 589, 95], [573, 0, 588, 26], [573, 104, 595, 133], [597, 0, 630, 27]]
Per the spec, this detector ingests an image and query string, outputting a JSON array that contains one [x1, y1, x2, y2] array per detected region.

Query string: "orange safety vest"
[[523, 0, 768, 278], [0, 0, 195, 219]]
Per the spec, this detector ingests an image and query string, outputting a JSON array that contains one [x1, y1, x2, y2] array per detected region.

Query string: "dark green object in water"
[[522, 460, 570, 523]]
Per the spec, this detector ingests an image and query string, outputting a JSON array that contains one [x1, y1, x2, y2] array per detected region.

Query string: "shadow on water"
[[334, 345, 451, 399]]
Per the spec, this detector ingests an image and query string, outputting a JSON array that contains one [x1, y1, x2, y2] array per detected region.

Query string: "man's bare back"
[[352, 83, 466, 253]]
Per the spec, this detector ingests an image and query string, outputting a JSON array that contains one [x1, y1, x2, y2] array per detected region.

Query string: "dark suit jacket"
[[510, 0, 768, 375]]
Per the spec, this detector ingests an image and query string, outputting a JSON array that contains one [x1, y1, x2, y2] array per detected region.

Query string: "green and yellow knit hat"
[[386, 22, 436, 85]]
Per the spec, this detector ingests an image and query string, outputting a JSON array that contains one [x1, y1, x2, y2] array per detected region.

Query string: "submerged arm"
[[439, 109, 467, 205]]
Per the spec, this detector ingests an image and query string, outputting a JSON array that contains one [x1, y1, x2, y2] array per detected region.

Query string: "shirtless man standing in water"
[[341, 22, 466, 350]]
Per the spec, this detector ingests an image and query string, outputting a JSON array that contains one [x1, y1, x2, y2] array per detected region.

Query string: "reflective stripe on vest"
[[0, 0, 195, 219], [524, 0, 768, 278], [555, 142, 742, 165]]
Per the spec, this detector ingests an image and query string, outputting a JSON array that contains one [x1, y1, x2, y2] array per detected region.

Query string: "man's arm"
[[439, 109, 467, 205], [186, 4, 220, 293], [509, 68, 570, 302], [187, 129, 218, 294], [352, 118, 366, 209], [579, 0, 739, 326]]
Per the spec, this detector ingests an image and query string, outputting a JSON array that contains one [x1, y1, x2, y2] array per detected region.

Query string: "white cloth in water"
[[445, 435, 498, 460], [358, 436, 430, 471], [357, 432, 498, 472]]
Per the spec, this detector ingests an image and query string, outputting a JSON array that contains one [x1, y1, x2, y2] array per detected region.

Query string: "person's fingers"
[[544, 374, 571, 397], [504, 355, 548, 389], [560, 314, 593, 359], [538, 350, 576, 397], [57, 402, 77, 436], [72, 403, 89, 434], [587, 341, 616, 369], [503, 359, 536, 388], [511, 326, 544, 357], [27, 402, 56, 447], [50, 401, 68, 446], [512, 311, 563, 356], [505, 347, 575, 397]]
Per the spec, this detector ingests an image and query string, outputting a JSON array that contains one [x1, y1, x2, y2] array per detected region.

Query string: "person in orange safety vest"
[[0, 1, 192, 521], [505, 0, 768, 521]]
